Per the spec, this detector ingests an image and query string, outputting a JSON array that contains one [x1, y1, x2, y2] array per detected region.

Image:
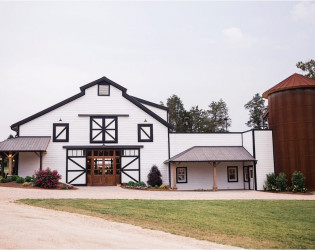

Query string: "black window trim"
[[138, 124, 153, 142], [98, 83, 110, 96], [227, 166, 238, 182], [53, 123, 69, 142], [90, 116, 118, 143], [176, 167, 187, 183]]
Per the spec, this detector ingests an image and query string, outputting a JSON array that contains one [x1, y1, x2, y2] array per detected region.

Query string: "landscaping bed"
[[0, 181, 77, 190], [0, 168, 76, 190]]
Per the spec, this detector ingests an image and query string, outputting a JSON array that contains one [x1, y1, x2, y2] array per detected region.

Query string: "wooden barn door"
[[86, 149, 121, 186]]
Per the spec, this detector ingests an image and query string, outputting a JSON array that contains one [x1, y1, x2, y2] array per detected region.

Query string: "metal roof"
[[165, 146, 255, 163], [263, 73, 315, 98], [0, 137, 51, 152]]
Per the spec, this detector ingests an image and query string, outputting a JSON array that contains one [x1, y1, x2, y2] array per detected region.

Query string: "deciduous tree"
[[296, 59, 315, 80]]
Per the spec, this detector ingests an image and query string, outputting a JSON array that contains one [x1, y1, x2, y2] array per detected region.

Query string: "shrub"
[[22, 182, 33, 186], [11, 175, 18, 181], [24, 176, 32, 182], [147, 165, 162, 187], [276, 172, 287, 191], [34, 168, 62, 189], [0, 178, 8, 183], [6, 177, 12, 182], [126, 181, 136, 186], [16, 177, 25, 183], [264, 173, 277, 191], [291, 171, 307, 193], [159, 184, 169, 189], [136, 181, 146, 187]]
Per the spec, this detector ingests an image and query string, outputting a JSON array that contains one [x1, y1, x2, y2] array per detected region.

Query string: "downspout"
[[252, 130, 257, 190]]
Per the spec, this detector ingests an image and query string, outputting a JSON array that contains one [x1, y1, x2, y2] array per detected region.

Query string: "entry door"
[[244, 166, 254, 190], [89, 157, 116, 186]]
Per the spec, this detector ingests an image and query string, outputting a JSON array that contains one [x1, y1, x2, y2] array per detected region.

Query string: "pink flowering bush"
[[34, 168, 61, 189]]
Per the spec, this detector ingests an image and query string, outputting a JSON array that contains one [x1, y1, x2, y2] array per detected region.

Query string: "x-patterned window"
[[53, 123, 69, 142], [138, 124, 153, 142], [90, 116, 118, 143]]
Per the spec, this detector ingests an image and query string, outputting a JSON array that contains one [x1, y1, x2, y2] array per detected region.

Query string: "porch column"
[[172, 162, 178, 189], [4, 152, 17, 176], [211, 162, 218, 191], [0, 153, 4, 177], [40, 152, 42, 170]]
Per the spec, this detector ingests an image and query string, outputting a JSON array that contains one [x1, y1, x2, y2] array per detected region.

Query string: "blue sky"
[[0, 1, 314, 140]]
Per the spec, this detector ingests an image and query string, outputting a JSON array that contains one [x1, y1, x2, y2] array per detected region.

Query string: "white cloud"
[[222, 27, 255, 49], [292, 1, 315, 25]]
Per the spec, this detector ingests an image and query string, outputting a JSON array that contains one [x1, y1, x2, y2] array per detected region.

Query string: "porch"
[[0, 136, 50, 176], [165, 146, 256, 191]]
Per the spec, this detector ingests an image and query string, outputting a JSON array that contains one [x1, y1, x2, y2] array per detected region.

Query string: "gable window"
[[227, 166, 238, 182], [176, 167, 187, 183], [90, 116, 117, 143], [138, 124, 153, 142], [98, 84, 110, 96], [53, 123, 69, 142]]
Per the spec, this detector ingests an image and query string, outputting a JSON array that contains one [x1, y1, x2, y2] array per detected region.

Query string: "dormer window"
[[98, 84, 110, 96]]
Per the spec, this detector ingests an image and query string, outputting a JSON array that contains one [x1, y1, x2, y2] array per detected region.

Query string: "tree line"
[[166, 93, 266, 133], [165, 59, 314, 132]]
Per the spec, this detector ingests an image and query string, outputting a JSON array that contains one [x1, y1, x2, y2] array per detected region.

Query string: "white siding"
[[171, 161, 250, 190], [18, 152, 40, 177], [141, 103, 168, 121], [170, 133, 242, 157], [19, 85, 169, 184], [254, 130, 275, 190], [242, 130, 253, 155]]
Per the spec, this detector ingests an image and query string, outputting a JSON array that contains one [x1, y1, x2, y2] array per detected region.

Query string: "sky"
[[0, 1, 314, 140]]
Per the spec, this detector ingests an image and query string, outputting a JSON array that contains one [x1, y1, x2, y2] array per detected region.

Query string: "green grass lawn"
[[18, 199, 315, 249]]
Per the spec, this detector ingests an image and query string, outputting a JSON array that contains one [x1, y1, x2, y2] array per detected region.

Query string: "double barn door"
[[87, 150, 121, 186]]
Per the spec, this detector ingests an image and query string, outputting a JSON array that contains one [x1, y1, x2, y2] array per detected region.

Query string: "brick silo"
[[263, 73, 315, 190]]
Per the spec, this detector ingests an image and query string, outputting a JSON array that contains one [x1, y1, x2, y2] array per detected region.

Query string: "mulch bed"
[[0, 182, 78, 190], [121, 186, 175, 191]]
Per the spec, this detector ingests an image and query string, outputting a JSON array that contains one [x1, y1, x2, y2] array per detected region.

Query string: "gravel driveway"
[[0, 187, 313, 249]]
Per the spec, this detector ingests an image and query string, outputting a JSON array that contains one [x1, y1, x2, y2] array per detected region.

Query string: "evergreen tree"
[[147, 165, 162, 187], [187, 106, 208, 132], [207, 99, 231, 132], [244, 93, 267, 129], [166, 94, 186, 132]]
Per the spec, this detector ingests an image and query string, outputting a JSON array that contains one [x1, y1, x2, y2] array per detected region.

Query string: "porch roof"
[[0, 136, 51, 152], [165, 146, 255, 163]]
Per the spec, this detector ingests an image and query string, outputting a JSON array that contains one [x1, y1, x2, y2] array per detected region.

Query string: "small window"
[[53, 123, 69, 142], [227, 166, 238, 182], [122, 149, 139, 156], [98, 84, 110, 96], [176, 167, 187, 183], [138, 124, 153, 142]]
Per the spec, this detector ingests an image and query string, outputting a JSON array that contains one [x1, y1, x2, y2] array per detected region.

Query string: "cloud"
[[222, 27, 255, 49], [292, 1, 315, 25]]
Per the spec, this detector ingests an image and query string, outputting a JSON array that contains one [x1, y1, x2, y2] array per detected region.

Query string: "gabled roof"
[[263, 73, 315, 98], [0, 136, 51, 152], [165, 146, 255, 163], [11, 77, 173, 130]]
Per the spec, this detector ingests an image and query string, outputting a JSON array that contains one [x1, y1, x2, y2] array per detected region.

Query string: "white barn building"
[[0, 77, 274, 190]]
